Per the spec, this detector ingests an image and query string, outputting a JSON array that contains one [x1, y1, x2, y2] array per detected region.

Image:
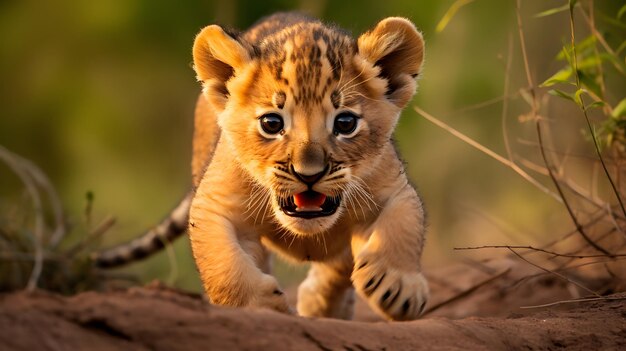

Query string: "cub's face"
[[193, 18, 424, 236]]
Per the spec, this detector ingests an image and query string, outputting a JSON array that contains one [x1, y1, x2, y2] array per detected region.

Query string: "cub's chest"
[[260, 227, 351, 262]]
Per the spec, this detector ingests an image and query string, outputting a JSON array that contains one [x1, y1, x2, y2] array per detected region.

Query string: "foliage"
[[416, 0, 626, 296]]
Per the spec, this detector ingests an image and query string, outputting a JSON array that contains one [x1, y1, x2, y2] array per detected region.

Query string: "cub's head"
[[193, 17, 424, 236]]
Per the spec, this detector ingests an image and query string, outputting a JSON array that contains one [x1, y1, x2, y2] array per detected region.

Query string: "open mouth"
[[280, 190, 341, 218]]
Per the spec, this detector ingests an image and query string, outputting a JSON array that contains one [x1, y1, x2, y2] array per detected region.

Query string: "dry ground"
[[1, 259, 625, 350]]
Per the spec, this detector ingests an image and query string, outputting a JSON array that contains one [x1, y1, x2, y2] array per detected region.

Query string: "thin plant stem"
[[517, 0, 611, 254], [502, 32, 514, 161], [521, 296, 625, 309], [454, 245, 625, 258], [507, 247, 600, 297], [537, 120, 611, 254], [423, 268, 510, 316], [568, 3, 626, 219], [415, 106, 562, 203]]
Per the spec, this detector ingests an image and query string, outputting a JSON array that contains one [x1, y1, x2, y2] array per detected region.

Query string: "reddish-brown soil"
[[1, 259, 625, 350]]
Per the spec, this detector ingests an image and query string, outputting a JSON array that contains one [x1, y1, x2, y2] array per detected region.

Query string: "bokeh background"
[[1, 0, 624, 292]]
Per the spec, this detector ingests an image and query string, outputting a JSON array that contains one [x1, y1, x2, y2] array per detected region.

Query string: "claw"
[[382, 282, 402, 309], [381, 289, 391, 302], [363, 273, 386, 296], [418, 300, 426, 315], [402, 298, 411, 315]]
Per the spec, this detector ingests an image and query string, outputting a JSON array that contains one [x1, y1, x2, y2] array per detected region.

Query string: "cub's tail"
[[91, 192, 192, 268]]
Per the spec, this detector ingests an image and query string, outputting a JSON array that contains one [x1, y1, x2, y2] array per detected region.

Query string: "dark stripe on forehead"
[[252, 21, 358, 109], [273, 91, 286, 109], [331, 90, 341, 109]]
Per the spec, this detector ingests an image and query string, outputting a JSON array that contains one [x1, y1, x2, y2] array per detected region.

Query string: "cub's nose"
[[291, 165, 327, 186]]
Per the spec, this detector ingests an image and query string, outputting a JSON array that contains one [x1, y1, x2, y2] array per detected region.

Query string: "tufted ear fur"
[[193, 25, 252, 110], [358, 17, 425, 108]]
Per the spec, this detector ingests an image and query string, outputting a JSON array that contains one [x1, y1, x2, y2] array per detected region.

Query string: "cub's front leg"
[[351, 183, 429, 321], [188, 182, 290, 313], [297, 250, 355, 319]]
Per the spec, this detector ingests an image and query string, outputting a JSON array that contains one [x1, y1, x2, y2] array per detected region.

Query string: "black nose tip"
[[291, 166, 327, 185]]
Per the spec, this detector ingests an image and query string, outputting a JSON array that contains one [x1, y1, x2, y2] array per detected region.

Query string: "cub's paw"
[[352, 255, 429, 321], [248, 274, 292, 314], [297, 275, 355, 319]]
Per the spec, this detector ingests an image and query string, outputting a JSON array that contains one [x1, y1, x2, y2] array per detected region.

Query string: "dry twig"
[[414, 106, 560, 202], [423, 268, 511, 316], [0, 145, 45, 292], [516, 0, 610, 255], [520, 295, 626, 309], [507, 247, 599, 297], [568, 3, 626, 218], [454, 245, 625, 258]]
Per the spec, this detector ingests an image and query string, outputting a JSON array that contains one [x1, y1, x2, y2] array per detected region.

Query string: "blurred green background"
[[1, 0, 624, 292]]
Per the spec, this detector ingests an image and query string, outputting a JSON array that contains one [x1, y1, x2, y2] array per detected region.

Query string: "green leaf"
[[598, 52, 626, 73], [578, 70, 602, 98], [556, 44, 572, 61], [548, 89, 575, 102], [435, 0, 475, 33], [534, 4, 569, 18], [607, 133, 614, 147], [574, 88, 586, 108], [618, 4, 626, 20], [556, 36, 595, 60], [600, 11, 626, 29], [617, 41, 626, 55], [612, 99, 626, 119], [541, 68, 573, 87], [586, 101, 605, 110], [575, 56, 602, 70]]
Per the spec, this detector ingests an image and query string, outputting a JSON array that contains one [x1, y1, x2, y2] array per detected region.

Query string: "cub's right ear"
[[193, 25, 251, 110]]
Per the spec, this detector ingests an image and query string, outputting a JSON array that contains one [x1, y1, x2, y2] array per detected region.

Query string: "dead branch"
[[509, 256, 626, 291], [0, 145, 45, 292], [66, 216, 116, 257], [454, 245, 626, 259], [422, 268, 511, 316], [507, 247, 599, 297], [501, 32, 514, 162], [516, 0, 611, 255], [414, 106, 561, 203], [536, 119, 611, 255], [519, 157, 622, 218], [520, 295, 626, 309], [568, 4, 626, 218], [540, 210, 607, 250]]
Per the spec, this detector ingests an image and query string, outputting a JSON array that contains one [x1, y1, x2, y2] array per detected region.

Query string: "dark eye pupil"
[[260, 114, 284, 135], [334, 114, 357, 134]]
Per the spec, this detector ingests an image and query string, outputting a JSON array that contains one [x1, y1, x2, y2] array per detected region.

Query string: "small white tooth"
[[295, 206, 323, 212]]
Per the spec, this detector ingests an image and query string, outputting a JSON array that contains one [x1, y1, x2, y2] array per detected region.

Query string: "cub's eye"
[[333, 112, 359, 136], [259, 113, 284, 135]]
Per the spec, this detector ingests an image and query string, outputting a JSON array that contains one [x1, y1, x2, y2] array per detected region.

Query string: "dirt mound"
[[1, 285, 624, 351]]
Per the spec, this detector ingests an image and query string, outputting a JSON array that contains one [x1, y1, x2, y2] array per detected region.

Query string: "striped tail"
[[92, 193, 192, 268]]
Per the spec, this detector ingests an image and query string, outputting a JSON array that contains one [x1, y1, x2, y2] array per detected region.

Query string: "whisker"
[[351, 182, 374, 213], [352, 175, 380, 209], [260, 190, 272, 224], [338, 64, 367, 93]]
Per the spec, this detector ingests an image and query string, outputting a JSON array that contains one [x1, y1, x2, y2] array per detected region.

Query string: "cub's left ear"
[[358, 17, 424, 108]]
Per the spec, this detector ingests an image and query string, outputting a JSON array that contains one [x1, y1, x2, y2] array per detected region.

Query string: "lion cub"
[[189, 12, 428, 321]]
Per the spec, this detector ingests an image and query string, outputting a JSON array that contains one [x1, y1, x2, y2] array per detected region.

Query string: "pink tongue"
[[294, 191, 326, 209]]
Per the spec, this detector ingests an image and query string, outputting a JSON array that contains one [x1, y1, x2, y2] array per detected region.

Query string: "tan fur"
[[188, 13, 428, 320]]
